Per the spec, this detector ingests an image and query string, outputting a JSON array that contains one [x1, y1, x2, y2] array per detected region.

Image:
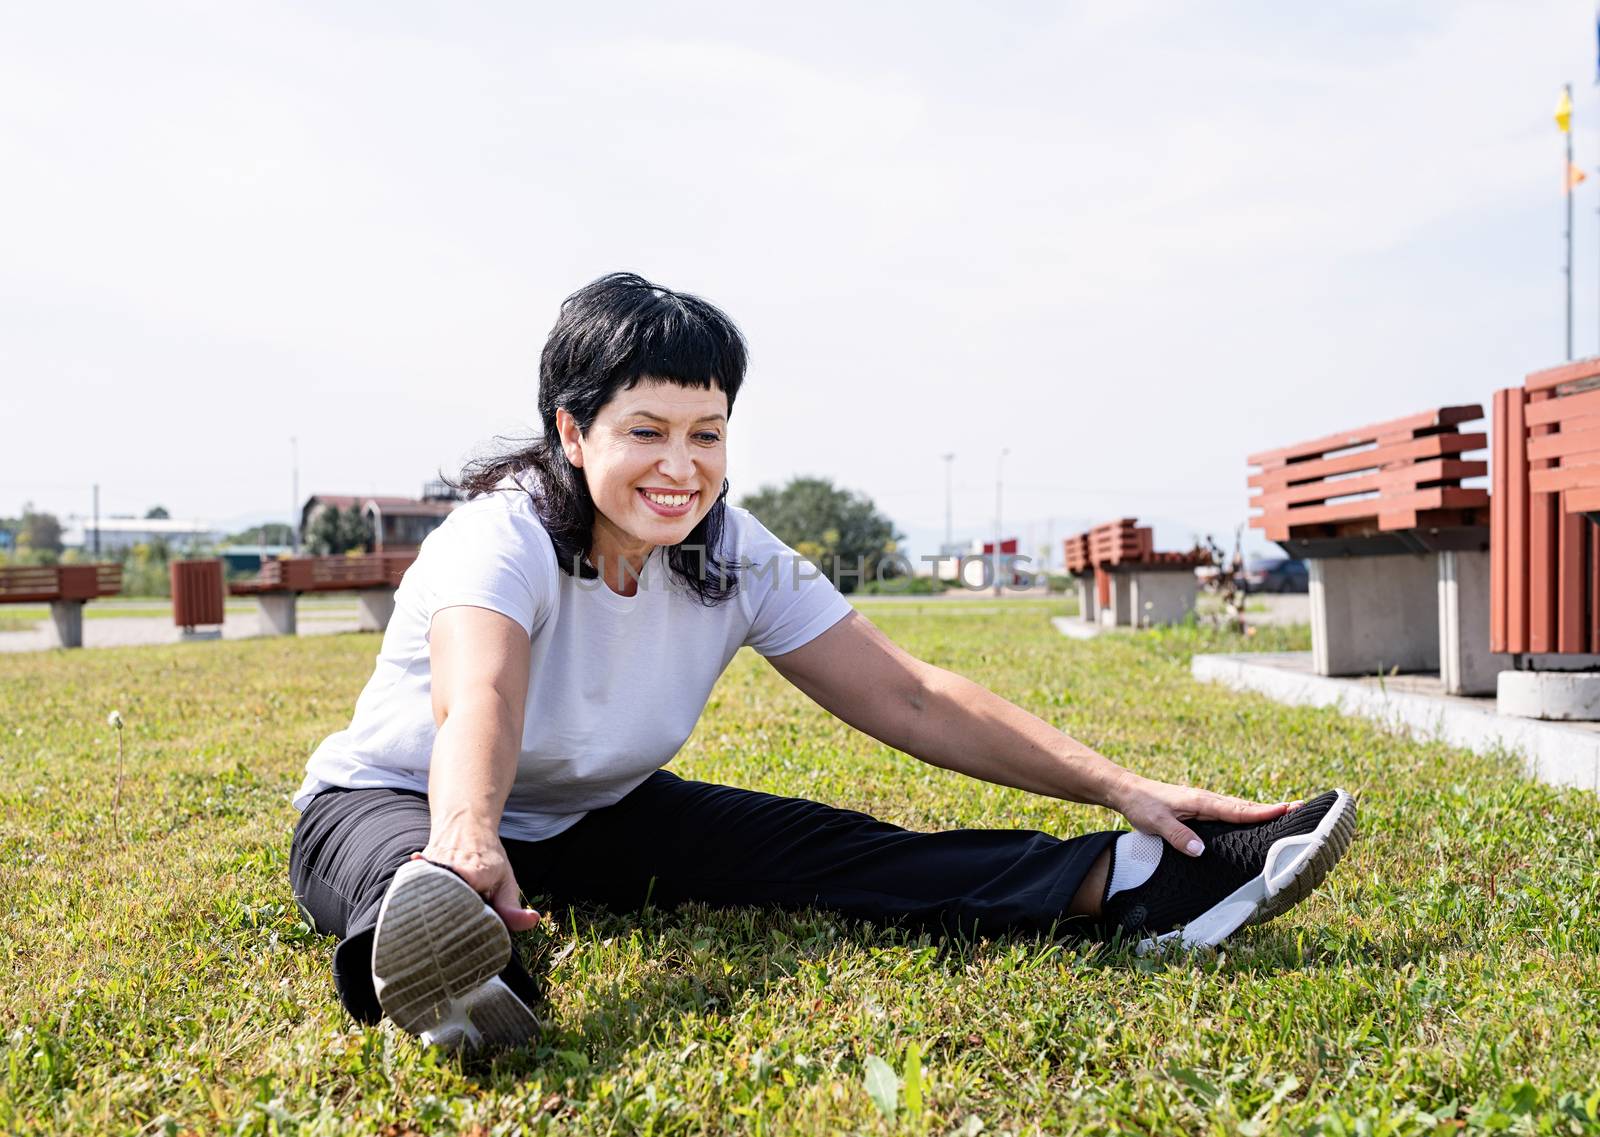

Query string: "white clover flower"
[[107, 710, 123, 729]]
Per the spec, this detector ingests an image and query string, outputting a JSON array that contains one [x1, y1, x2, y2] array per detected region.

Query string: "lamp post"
[[993, 448, 1008, 596], [941, 452, 955, 549], [290, 436, 300, 554]]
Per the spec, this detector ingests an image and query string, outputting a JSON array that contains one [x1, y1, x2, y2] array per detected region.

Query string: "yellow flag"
[[1557, 87, 1574, 133], [1570, 162, 1589, 190]]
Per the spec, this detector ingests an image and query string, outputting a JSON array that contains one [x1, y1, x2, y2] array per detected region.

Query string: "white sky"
[[5, 0, 1600, 563]]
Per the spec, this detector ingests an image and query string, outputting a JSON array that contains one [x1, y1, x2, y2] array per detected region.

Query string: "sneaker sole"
[[370, 860, 539, 1051], [1138, 788, 1358, 954]]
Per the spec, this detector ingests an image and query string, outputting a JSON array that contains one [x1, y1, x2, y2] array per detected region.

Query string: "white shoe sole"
[[1138, 788, 1358, 954], [370, 860, 539, 1051]]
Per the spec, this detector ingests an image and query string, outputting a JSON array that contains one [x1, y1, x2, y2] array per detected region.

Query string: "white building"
[[62, 517, 220, 554]]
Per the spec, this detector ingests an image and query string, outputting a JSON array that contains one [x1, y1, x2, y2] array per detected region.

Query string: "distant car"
[[1242, 557, 1308, 594]]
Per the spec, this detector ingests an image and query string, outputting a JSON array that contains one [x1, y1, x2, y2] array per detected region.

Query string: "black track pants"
[[288, 770, 1119, 1023]]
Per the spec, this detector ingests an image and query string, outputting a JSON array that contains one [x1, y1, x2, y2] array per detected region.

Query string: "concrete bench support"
[[1308, 551, 1509, 695], [1310, 555, 1439, 676], [357, 588, 396, 632], [1074, 576, 1098, 623], [256, 593, 297, 636], [1130, 570, 1199, 627], [1099, 575, 1134, 627], [46, 600, 85, 649], [1439, 550, 1509, 697], [1095, 569, 1198, 628]]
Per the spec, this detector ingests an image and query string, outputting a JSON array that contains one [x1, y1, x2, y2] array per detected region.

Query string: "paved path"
[[0, 612, 363, 653]]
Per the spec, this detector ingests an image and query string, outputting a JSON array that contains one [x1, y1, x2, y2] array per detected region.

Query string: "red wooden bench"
[[1248, 405, 1495, 693], [1492, 358, 1600, 657], [0, 564, 124, 648], [1062, 519, 1209, 627], [1249, 406, 1489, 556], [228, 553, 417, 635]]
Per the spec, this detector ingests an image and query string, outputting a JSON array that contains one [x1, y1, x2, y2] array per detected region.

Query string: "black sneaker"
[[1101, 789, 1357, 952], [370, 860, 540, 1052]]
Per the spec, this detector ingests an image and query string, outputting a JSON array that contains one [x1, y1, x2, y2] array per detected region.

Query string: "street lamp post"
[[993, 448, 1008, 596], [291, 436, 300, 554], [941, 452, 955, 549]]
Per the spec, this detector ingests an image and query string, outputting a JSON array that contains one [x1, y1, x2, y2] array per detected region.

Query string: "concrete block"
[[1193, 651, 1600, 794], [1130, 570, 1198, 627], [1100, 574, 1133, 627], [1309, 555, 1439, 676], [257, 593, 297, 636], [356, 588, 396, 633], [46, 600, 84, 649], [1498, 670, 1600, 721], [1074, 576, 1098, 623], [1438, 550, 1511, 696]]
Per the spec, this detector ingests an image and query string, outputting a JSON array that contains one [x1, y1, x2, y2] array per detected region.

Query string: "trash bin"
[[170, 559, 225, 634]]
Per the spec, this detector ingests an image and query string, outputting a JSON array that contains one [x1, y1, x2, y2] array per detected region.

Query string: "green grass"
[[1, 608, 1597, 1135]]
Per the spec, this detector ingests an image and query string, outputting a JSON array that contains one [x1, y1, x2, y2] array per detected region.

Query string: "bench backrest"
[[1248, 405, 1489, 542], [1063, 519, 1207, 573], [0, 563, 122, 603], [241, 552, 419, 594], [1492, 358, 1600, 654]]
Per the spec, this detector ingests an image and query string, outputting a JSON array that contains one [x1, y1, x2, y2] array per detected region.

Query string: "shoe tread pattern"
[[372, 864, 511, 1037], [1249, 790, 1358, 928]]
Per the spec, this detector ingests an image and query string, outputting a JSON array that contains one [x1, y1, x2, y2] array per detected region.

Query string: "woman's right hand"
[[417, 827, 541, 932]]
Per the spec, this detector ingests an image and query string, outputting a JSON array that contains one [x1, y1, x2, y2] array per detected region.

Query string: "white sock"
[[1104, 832, 1164, 900]]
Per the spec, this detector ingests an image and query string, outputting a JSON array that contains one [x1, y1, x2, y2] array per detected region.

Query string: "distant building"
[[216, 544, 294, 574], [300, 482, 463, 551], [62, 517, 220, 553]]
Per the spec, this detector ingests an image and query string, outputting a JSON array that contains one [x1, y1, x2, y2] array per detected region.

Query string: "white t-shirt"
[[293, 478, 854, 841]]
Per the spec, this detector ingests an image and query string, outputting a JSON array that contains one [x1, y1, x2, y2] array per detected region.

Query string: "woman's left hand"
[[1108, 771, 1301, 857]]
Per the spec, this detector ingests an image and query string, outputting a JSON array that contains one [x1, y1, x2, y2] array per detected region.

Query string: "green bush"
[[861, 575, 949, 596]]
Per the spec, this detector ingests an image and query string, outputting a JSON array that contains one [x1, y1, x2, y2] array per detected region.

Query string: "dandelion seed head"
[[107, 710, 123, 729]]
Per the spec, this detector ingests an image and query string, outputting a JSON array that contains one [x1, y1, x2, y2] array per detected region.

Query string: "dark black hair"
[[455, 272, 747, 605]]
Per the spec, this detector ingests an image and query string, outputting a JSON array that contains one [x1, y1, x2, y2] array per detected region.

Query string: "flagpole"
[[1568, 81, 1576, 361], [1561, 82, 1574, 358]]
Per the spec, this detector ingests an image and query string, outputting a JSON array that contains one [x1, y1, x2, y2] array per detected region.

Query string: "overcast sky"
[[5, 1, 1599, 563]]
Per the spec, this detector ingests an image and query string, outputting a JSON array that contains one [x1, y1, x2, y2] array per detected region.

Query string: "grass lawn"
[[1, 605, 1596, 1135]]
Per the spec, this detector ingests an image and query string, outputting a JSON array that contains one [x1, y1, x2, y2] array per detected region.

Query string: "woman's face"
[[556, 377, 730, 560]]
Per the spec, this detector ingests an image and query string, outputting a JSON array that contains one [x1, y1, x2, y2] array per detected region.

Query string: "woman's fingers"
[[412, 850, 541, 931], [1159, 814, 1207, 857], [491, 875, 541, 932], [1193, 791, 1294, 823]]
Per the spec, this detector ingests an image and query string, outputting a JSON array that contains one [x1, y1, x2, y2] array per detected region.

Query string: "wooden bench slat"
[[1525, 384, 1600, 426], [1252, 458, 1487, 512], [1529, 452, 1600, 494], [0, 564, 123, 604], [1562, 486, 1600, 512], [1250, 486, 1488, 531], [1525, 356, 1600, 393], [1526, 420, 1600, 461], [1247, 432, 1485, 490], [1247, 405, 1483, 469]]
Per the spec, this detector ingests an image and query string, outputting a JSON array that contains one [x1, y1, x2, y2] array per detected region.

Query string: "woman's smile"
[[637, 487, 699, 517]]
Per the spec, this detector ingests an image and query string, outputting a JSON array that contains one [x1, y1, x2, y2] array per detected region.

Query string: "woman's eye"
[[630, 429, 661, 440], [696, 433, 722, 443]]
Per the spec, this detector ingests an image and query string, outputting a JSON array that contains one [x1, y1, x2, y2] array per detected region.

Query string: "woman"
[[289, 273, 1357, 1052]]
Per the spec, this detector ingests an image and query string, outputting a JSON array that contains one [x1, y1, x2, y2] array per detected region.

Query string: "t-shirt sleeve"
[[735, 509, 854, 657], [415, 495, 554, 638]]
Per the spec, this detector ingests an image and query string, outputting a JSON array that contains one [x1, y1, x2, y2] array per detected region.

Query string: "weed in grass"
[[0, 609, 1595, 1133]]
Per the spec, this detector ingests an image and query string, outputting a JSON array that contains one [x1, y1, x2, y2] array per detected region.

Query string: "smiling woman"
[[285, 272, 1357, 1054]]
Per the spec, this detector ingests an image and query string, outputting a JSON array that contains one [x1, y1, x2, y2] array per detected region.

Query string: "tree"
[[738, 477, 904, 594], [144, 505, 170, 519], [305, 505, 373, 555], [18, 506, 63, 561]]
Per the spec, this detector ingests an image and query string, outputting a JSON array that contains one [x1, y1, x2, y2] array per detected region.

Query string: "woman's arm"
[[422, 604, 540, 930], [766, 611, 1293, 855]]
